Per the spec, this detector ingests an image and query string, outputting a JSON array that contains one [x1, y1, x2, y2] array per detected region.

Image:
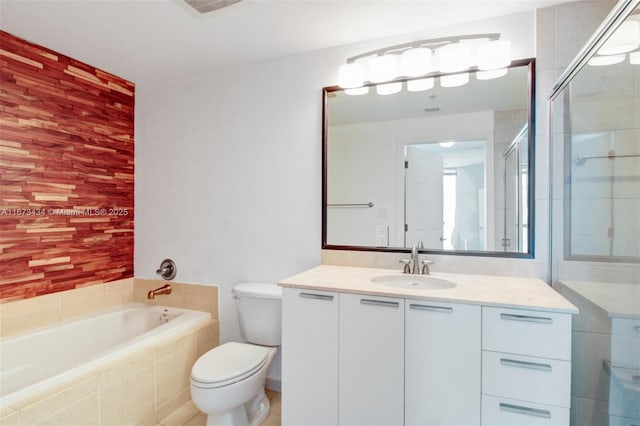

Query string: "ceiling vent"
[[182, 0, 242, 14]]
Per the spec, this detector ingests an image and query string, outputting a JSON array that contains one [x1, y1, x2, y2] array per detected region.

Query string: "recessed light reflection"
[[588, 54, 625, 66]]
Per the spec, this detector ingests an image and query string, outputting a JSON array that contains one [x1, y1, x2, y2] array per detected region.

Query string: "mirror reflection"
[[324, 60, 534, 255]]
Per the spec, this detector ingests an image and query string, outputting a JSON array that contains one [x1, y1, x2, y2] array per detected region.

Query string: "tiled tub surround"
[[0, 279, 220, 425], [280, 265, 578, 426], [0, 278, 219, 338]]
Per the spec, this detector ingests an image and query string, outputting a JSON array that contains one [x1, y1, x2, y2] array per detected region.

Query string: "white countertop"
[[560, 280, 639, 319], [279, 265, 578, 314]]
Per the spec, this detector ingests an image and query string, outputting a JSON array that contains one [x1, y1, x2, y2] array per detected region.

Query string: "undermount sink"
[[371, 274, 457, 290]]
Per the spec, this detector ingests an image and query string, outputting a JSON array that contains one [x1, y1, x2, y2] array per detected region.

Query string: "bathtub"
[[0, 302, 210, 408]]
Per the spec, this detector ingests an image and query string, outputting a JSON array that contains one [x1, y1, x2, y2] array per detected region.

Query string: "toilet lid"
[[232, 282, 282, 299], [191, 342, 269, 387]]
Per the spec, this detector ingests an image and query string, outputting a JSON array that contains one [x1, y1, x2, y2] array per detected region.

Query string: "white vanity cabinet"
[[481, 307, 572, 426], [280, 266, 575, 426], [609, 317, 640, 424], [281, 288, 339, 426], [405, 300, 481, 425], [339, 293, 405, 426]]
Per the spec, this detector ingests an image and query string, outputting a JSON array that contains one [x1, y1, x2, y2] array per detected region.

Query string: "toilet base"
[[205, 390, 270, 426]]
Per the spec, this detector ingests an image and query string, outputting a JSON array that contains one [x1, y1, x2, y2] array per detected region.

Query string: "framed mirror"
[[322, 58, 535, 257]]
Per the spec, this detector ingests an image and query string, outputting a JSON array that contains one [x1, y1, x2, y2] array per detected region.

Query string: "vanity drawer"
[[482, 351, 571, 407], [482, 307, 572, 360], [612, 318, 640, 337], [612, 318, 640, 369], [481, 395, 569, 426]]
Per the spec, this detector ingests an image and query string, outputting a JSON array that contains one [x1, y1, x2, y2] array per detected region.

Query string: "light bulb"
[[477, 40, 511, 70], [376, 82, 402, 95], [401, 47, 432, 77], [338, 63, 365, 89], [407, 77, 434, 92], [439, 141, 456, 148], [440, 73, 469, 87], [438, 43, 472, 73], [368, 55, 400, 83]]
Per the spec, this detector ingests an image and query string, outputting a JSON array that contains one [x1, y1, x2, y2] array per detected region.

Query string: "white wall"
[[135, 10, 537, 343], [135, 53, 329, 342]]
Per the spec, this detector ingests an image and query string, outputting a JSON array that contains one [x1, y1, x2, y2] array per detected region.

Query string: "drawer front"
[[482, 307, 572, 360], [481, 395, 569, 426], [612, 318, 640, 369], [612, 318, 640, 337], [482, 351, 571, 407]]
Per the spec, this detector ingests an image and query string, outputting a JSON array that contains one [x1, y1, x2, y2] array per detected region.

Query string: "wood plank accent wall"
[[0, 31, 135, 301]]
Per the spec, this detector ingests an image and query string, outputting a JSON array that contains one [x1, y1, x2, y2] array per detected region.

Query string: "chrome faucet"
[[421, 259, 434, 275], [411, 241, 424, 275], [147, 284, 172, 299], [400, 240, 435, 274]]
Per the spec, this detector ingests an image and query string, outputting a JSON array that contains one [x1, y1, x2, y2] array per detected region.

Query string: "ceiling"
[[1, 0, 578, 84]]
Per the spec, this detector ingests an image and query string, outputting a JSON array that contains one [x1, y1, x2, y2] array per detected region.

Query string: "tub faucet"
[[411, 241, 424, 274], [147, 284, 172, 299]]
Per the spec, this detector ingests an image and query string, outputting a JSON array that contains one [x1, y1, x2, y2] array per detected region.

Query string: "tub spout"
[[147, 284, 172, 300]]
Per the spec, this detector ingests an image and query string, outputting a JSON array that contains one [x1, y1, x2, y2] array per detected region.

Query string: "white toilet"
[[190, 282, 282, 426]]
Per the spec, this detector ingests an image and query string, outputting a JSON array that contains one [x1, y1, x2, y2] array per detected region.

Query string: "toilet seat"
[[191, 342, 270, 389]]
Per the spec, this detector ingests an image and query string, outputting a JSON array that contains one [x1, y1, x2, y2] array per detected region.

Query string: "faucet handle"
[[421, 259, 434, 275], [399, 259, 412, 274]]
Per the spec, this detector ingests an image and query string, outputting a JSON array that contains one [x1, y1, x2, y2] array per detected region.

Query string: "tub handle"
[[156, 259, 177, 280]]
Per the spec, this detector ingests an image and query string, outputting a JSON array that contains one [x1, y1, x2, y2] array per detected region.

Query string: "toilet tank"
[[232, 282, 282, 346]]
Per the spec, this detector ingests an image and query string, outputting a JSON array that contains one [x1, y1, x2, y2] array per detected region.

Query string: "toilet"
[[190, 282, 282, 426]]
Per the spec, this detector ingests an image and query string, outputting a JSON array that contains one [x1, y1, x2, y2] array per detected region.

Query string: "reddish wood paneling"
[[0, 31, 134, 301]]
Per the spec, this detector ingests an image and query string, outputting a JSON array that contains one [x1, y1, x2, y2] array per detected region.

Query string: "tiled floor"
[[157, 390, 281, 426]]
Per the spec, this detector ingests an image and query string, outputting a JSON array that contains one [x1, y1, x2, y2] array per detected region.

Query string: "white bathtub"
[[0, 302, 210, 408]]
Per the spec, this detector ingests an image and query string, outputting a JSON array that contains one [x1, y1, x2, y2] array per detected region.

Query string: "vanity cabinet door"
[[405, 300, 481, 426], [339, 293, 405, 426], [282, 288, 339, 426]]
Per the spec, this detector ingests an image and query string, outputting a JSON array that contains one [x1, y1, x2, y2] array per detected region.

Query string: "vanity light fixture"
[[338, 33, 512, 95], [369, 55, 400, 83], [477, 40, 512, 70], [401, 47, 433, 77], [338, 62, 366, 89], [438, 42, 472, 73]]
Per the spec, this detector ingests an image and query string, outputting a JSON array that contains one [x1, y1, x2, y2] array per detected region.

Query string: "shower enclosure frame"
[[548, 0, 640, 266]]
